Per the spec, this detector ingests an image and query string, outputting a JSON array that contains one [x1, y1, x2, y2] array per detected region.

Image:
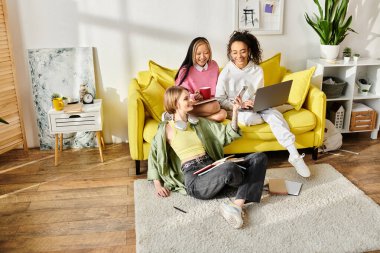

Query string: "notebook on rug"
[[269, 178, 303, 196]]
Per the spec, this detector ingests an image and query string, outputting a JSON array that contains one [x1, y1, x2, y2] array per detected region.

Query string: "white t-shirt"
[[216, 60, 264, 111]]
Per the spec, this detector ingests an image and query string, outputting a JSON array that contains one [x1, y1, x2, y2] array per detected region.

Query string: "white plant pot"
[[359, 84, 372, 95], [353, 56, 359, 63], [320, 45, 340, 61], [344, 57, 350, 64]]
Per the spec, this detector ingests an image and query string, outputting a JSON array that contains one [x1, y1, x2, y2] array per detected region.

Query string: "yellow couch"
[[128, 55, 326, 174]]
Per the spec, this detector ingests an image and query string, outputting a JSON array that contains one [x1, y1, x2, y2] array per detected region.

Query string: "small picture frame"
[[236, 0, 284, 35]]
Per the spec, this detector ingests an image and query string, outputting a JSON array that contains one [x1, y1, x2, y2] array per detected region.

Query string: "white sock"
[[287, 145, 300, 158]]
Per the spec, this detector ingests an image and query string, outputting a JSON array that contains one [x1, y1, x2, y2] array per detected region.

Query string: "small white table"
[[48, 99, 104, 166]]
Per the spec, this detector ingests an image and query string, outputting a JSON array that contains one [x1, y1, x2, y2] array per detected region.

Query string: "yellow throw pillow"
[[283, 66, 316, 111], [149, 60, 177, 89], [140, 77, 165, 121], [260, 53, 283, 86]]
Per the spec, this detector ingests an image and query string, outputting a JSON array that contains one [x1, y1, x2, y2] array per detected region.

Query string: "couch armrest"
[[128, 78, 146, 160], [304, 85, 326, 147]]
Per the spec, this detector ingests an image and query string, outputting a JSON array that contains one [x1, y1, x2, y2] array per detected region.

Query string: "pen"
[[173, 206, 187, 213]]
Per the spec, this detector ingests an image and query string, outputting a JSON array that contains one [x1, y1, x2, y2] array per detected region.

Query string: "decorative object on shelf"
[[51, 92, 60, 106], [79, 84, 88, 103], [83, 92, 94, 104], [343, 47, 351, 64], [52, 97, 64, 111], [322, 76, 347, 98], [62, 96, 68, 106], [305, 0, 357, 61], [329, 103, 345, 130], [0, 117, 9, 124], [353, 53, 360, 63], [356, 78, 372, 95], [350, 103, 377, 131]]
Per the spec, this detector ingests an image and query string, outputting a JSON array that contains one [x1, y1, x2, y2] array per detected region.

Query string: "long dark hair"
[[175, 37, 212, 85], [227, 30, 262, 65]]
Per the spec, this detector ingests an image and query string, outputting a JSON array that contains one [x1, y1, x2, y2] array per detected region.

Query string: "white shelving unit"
[[307, 58, 380, 139]]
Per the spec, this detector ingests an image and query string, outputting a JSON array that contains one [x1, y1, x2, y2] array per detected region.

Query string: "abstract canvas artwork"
[[237, 0, 284, 34], [238, 0, 260, 29], [28, 47, 97, 150]]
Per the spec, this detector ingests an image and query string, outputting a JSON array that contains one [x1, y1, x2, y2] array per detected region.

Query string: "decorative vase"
[[320, 45, 340, 61]]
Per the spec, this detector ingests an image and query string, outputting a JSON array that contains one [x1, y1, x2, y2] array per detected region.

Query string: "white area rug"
[[134, 164, 380, 253]]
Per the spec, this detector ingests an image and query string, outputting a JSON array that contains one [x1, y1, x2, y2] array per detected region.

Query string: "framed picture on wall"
[[236, 0, 284, 35]]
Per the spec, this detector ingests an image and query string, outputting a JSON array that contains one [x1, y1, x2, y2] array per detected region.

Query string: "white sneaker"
[[161, 111, 172, 121], [219, 202, 244, 229], [288, 153, 311, 178]]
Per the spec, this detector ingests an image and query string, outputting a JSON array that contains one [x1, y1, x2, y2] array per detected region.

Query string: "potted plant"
[[62, 96, 68, 106], [343, 47, 351, 63], [305, 0, 357, 61], [51, 92, 61, 107], [51, 92, 60, 100], [353, 53, 360, 63], [356, 78, 371, 95]]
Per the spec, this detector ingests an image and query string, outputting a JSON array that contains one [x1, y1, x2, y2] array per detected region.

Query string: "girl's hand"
[[242, 99, 254, 109], [153, 180, 170, 197], [193, 90, 203, 101], [233, 96, 242, 111]]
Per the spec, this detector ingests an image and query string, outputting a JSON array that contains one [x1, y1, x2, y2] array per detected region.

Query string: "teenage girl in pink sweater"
[[175, 37, 227, 122]]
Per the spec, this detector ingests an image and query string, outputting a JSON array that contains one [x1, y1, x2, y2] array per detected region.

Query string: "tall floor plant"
[[305, 0, 356, 45]]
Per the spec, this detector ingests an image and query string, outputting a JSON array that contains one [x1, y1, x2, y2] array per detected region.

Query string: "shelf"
[[326, 95, 352, 102], [307, 58, 380, 139], [353, 93, 380, 100], [309, 58, 380, 67]]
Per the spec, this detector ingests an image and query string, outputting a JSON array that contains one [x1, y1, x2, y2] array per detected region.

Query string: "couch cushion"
[[238, 109, 316, 140], [283, 66, 316, 111], [143, 109, 316, 143], [140, 78, 165, 121], [260, 53, 284, 86], [143, 118, 160, 143], [149, 60, 177, 89]]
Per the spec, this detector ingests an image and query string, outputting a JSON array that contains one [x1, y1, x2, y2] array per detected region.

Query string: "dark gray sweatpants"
[[183, 153, 267, 203]]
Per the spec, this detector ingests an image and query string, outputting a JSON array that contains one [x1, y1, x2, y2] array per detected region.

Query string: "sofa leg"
[[135, 160, 140, 175], [312, 147, 318, 160]]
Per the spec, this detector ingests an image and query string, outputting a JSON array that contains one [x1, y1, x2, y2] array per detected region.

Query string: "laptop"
[[242, 80, 293, 112]]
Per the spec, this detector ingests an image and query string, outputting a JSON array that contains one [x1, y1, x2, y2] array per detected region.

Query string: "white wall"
[[6, 0, 380, 147]]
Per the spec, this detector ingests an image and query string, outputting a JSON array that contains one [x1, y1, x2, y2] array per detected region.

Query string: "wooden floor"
[[0, 133, 379, 252]]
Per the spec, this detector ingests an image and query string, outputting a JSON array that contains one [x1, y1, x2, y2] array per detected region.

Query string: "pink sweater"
[[175, 60, 219, 96]]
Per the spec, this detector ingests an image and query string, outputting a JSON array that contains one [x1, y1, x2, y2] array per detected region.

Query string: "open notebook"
[[268, 178, 302, 196]]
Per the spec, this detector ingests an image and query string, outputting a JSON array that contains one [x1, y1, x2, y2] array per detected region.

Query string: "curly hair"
[[227, 30, 262, 65]]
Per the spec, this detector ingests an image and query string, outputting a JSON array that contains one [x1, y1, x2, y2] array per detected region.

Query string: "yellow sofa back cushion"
[[283, 66, 316, 110], [140, 77, 165, 121], [149, 60, 176, 89], [260, 53, 286, 86]]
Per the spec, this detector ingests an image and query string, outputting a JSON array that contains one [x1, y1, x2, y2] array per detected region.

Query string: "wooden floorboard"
[[0, 135, 379, 252]]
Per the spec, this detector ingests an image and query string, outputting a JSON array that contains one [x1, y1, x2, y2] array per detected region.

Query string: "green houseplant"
[[343, 47, 351, 63], [353, 53, 360, 62], [305, 0, 357, 60]]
